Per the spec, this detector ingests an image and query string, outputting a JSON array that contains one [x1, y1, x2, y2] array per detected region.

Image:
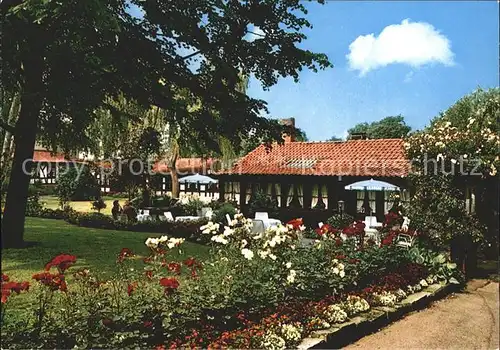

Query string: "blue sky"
[[247, 1, 499, 141]]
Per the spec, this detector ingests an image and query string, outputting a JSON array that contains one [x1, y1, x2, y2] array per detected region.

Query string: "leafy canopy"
[[347, 115, 411, 139]]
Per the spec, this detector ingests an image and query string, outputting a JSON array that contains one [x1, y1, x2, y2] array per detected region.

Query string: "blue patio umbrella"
[[179, 173, 218, 184], [344, 178, 400, 191]]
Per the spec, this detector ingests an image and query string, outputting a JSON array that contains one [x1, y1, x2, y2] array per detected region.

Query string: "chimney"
[[280, 117, 296, 143], [349, 132, 368, 140]]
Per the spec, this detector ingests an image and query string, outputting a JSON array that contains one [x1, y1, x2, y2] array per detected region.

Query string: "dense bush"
[[326, 213, 354, 230], [151, 195, 176, 208], [25, 186, 44, 216], [247, 189, 279, 218], [211, 202, 237, 225], [91, 198, 107, 213], [56, 166, 99, 205]]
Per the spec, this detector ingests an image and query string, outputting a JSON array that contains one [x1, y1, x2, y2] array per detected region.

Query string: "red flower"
[[143, 257, 152, 264], [0, 280, 28, 304], [127, 282, 137, 296], [1, 288, 11, 304], [183, 257, 196, 267], [1, 273, 9, 282], [33, 272, 67, 292], [167, 262, 181, 275], [117, 248, 134, 263], [159, 277, 179, 292], [143, 320, 153, 328], [190, 269, 198, 279], [45, 254, 77, 272], [286, 218, 304, 230], [342, 221, 365, 237], [335, 254, 346, 260], [315, 224, 337, 237], [145, 270, 153, 279]]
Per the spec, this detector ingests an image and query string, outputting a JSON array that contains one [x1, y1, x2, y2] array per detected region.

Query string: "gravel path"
[[345, 280, 499, 350]]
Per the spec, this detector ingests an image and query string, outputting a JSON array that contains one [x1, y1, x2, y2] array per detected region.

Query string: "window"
[[224, 182, 240, 204], [465, 186, 476, 214], [311, 184, 328, 209], [246, 183, 261, 204], [266, 183, 281, 207], [357, 191, 376, 214], [286, 184, 303, 208]]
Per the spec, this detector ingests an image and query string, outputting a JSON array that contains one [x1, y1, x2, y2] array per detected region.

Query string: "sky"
[[246, 1, 499, 141]]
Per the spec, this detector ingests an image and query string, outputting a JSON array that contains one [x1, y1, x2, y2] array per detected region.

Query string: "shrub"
[[25, 185, 44, 216], [72, 212, 116, 229], [326, 213, 354, 229], [56, 166, 99, 205], [151, 195, 175, 208], [247, 189, 279, 218], [212, 202, 237, 225], [91, 198, 107, 213]]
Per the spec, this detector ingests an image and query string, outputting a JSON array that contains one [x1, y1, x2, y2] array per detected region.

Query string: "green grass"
[[40, 195, 127, 216], [2, 217, 209, 282]]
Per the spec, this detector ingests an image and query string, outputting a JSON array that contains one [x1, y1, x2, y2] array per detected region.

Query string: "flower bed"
[[1, 214, 462, 349]]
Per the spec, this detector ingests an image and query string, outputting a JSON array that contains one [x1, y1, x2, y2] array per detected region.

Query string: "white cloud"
[[347, 19, 454, 76]]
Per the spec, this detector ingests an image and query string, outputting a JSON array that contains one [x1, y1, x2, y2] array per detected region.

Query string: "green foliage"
[[151, 195, 175, 208], [408, 244, 464, 284], [25, 185, 44, 216], [347, 115, 411, 139], [91, 198, 107, 213], [326, 213, 355, 229], [56, 167, 99, 206], [247, 189, 279, 218], [406, 174, 485, 245], [211, 202, 237, 225]]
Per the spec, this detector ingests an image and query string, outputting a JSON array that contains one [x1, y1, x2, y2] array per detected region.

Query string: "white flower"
[[286, 269, 297, 284], [285, 262, 292, 269], [419, 279, 429, 287], [145, 237, 159, 248], [451, 158, 457, 164], [241, 248, 254, 260], [280, 324, 302, 342], [167, 237, 184, 249], [260, 332, 286, 350], [258, 249, 270, 259], [339, 271, 345, 278], [332, 267, 340, 275], [223, 226, 234, 237], [324, 304, 348, 323], [241, 239, 248, 248]]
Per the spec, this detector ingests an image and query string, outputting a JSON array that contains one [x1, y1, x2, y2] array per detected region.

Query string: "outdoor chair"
[[251, 219, 265, 234], [160, 212, 174, 222], [318, 222, 324, 228], [255, 212, 269, 220], [396, 232, 416, 249], [143, 209, 150, 216], [401, 217, 411, 232]]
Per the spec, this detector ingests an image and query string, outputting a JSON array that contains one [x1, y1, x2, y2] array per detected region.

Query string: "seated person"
[[122, 201, 137, 222], [111, 200, 123, 220]]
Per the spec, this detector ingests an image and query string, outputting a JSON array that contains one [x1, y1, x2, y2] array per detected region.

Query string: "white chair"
[[252, 219, 265, 233], [364, 216, 382, 228], [396, 231, 416, 248], [255, 212, 269, 220], [226, 214, 232, 226], [161, 212, 174, 222], [143, 209, 150, 216], [401, 217, 410, 232]]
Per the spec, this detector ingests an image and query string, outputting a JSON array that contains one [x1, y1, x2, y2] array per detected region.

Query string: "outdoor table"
[[262, 218, 281, 229], [137, 214, 154, 222], [175, 216, 202, 222]]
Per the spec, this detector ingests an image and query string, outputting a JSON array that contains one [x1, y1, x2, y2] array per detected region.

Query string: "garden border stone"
[[300, 282, 459, 349]]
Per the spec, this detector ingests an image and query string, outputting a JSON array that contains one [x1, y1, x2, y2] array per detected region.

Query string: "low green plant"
[[91, 198, 107, 213], [56, 166, 99, 206], [247, 190, 279, 218], [212, 202, 237, 225], [25, 185, 44, 216], [326, 213, 354, 229]]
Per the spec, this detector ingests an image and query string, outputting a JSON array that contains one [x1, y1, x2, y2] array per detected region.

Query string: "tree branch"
[[0, 120, 16, 134], [181, 50, 201, 60]]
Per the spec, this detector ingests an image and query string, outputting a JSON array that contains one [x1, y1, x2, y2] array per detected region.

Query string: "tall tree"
[[347, 115, 411, 139], [1, 0, 331, 247]]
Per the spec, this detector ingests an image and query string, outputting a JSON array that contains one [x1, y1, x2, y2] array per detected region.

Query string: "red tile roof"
[[32, 150, 214, 175], [220, 139, 410, 177]]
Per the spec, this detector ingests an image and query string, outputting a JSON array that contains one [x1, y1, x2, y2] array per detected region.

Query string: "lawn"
[[2, 217, 210, 282], [40, 195, 128, 216]]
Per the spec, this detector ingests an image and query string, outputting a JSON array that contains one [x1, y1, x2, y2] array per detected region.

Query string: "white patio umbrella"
[[179, 173, 218, 184], [344, 178, 400, 191]]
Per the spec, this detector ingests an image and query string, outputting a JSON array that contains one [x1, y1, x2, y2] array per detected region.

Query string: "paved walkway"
[[345, 280, 499, 350]]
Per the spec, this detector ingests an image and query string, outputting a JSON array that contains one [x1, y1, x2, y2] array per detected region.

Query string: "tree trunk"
[[1, 56, 43, 248], [170, 168, 179, 199], [0, 92, 21, 185]]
